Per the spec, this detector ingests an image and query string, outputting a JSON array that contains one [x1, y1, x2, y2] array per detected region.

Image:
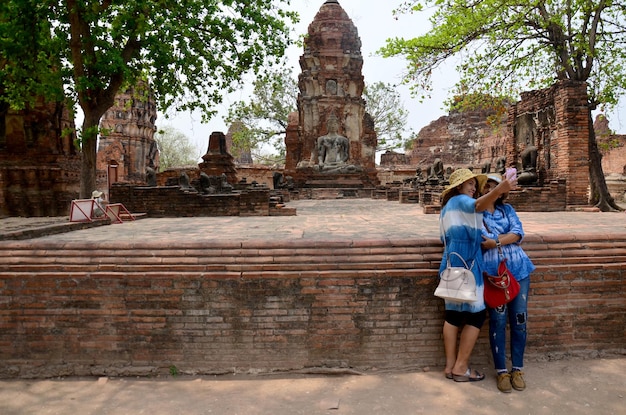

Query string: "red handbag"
[[483, 257, 520, 308]]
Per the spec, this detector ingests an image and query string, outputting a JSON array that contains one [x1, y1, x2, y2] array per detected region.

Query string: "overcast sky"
[[161, 0, 625, 156]]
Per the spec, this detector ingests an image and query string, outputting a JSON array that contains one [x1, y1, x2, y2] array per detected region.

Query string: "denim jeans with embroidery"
[[488, 277, 529, 370]]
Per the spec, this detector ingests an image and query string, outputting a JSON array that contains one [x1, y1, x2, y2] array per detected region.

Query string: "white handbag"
[[436, 211, 478, 303], [434, 252, 477, 303]]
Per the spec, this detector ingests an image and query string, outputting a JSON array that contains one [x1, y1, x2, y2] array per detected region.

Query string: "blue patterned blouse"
[[481, 203, 536, 281], [439, 194, 486, 312]]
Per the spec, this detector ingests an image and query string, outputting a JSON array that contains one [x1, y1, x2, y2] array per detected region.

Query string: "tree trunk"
[[79, 112, 100, 199], [587, 110, 622, 212]]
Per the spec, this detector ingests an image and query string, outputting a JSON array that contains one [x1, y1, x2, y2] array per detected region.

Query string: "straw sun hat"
[[91, 190, 103, 198], [440, 168, 487, 201]]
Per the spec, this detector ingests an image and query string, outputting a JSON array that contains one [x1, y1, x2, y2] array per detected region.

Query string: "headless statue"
[[146, 167, 157, 187], [427, 158, 445, 184], [517, 137, 539, 185]]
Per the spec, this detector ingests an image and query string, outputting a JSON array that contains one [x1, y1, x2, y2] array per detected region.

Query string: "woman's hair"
[[495, 195, 506, 206], [485, 179, 507, 205], [441, 187, 459, 207], [442, 178, 480, 207]]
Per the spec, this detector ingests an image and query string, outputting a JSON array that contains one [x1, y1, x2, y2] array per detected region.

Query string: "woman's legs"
[[489, 278, 529, 370], [489, 304, 509, 371], [445, 309, 486, 379], [452, 324, 482, 376], [443, 321, 459, 375], [508, 279, 529, 391], [509, 278, 529, 369]]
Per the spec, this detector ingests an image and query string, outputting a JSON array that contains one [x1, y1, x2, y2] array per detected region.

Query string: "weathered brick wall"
[[110, 184, 270, 217], [554, 82, 590, 205], [0, 99, 81, 217], [376, 167, 416, 186], [236, 165, 275, 188], [0, 235, 623, 378], [379, 151, 410, 166], [600, 138, 626, 175], [526, 236, 626, 356], [594, 114, 626, 175], [0, 162, 81, 217], [155, 166, 275, 190], [510, 80, 590, 206], [155, 167, 201, 187], [406, 108, 504, 169], [506, 180, 567, 212]]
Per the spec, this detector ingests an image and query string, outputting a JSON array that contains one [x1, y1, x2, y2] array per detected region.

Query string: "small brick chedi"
[[284, 0, 379, 189]]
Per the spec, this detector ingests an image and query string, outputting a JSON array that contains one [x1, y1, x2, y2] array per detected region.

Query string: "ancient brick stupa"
[[284, 0, 379, 189], [97, 81, 159, 189], [198, 131, 238, 184]]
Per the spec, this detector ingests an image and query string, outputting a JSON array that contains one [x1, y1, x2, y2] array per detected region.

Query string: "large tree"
[[154, 127, 202, 171], [225, 67, 297, 163], [225, 68, 412, 162], [0, 2, 68, 122], [380, 0, 626, 211], [363, 81, 413, 152], [0, 0, 297, 198]]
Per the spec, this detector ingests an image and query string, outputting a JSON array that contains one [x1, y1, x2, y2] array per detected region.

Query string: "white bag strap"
[[447, 251, 472, 270]]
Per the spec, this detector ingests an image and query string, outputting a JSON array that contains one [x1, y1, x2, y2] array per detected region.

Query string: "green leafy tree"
[[379, 0, 626, 211], [0, 1, 65, 108], [225, 67, 297, 164], [0, 0, 297, 198], [225, 69, 412, 160], [363, 81, 411, 152], [154, 127, 201, 171]]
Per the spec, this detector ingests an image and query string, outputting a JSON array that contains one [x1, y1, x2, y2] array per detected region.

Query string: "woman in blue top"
[[480, 173, 536, 393], [439, 168, 516, 382]]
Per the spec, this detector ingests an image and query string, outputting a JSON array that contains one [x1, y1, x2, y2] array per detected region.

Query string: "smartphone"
[[505, 167, 517, 180]]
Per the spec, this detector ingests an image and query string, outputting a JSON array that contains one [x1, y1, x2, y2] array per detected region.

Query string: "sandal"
[[452, 368, 485, 382], [445, 372, 453, 380]]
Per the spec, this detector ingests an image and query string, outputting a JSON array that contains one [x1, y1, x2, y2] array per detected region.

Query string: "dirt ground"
[[1, 357, 624, 415]]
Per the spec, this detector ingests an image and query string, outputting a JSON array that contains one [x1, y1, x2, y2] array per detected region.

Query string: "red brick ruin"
[[283, 0, 379, 192], [0, 98, 80, 217], [3, 0, 626, 217], [1, 0, 625, 379], [96, 81, 159, 198]]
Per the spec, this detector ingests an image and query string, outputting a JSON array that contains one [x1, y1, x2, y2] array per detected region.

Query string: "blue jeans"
[[488, 277, 529, 371]]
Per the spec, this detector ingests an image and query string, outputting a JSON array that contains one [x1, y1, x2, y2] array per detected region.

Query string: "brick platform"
[[0, 199, 624, 378]]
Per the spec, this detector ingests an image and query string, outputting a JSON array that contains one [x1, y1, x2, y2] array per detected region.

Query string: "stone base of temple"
[[506, 180, 567, 212], [198, 158, 238, 185], [303, 178, 365, 188], [294, 187, 375, 200], [110, 184, 297, 217], [287, 169, 379, 190]]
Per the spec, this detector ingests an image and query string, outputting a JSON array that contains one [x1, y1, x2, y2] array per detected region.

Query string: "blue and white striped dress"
[[438, 194, 486, 312], [481, 203, 536, 281]]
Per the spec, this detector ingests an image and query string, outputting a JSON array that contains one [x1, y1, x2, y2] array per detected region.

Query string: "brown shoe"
[[497, 372, 512, 393], [511, 370, 526, 391]]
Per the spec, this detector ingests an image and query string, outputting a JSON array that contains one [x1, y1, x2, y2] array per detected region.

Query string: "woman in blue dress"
[[480, 173, 535, 393], [439, 168, 516, 382]]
